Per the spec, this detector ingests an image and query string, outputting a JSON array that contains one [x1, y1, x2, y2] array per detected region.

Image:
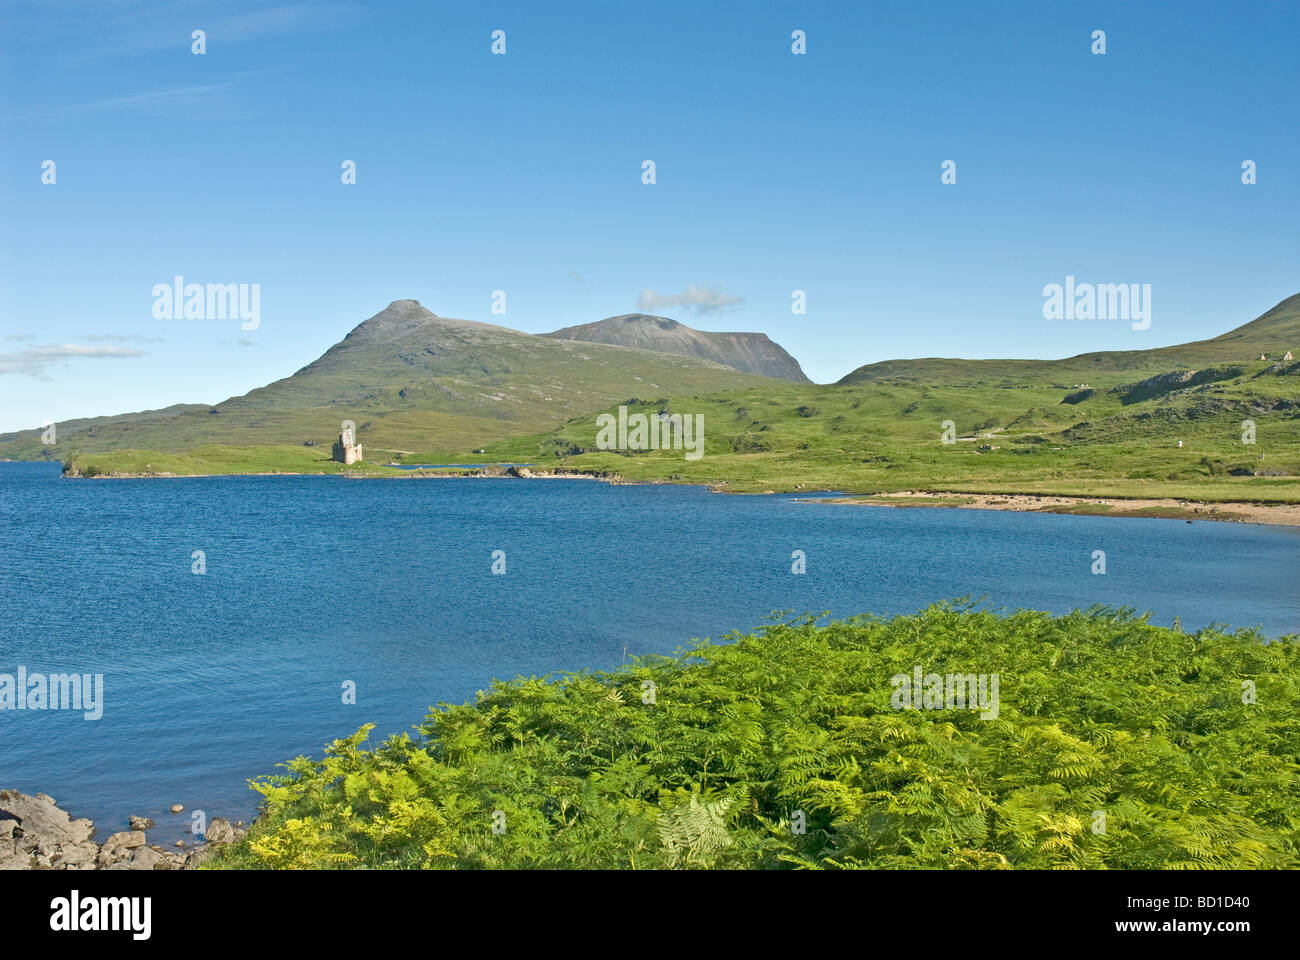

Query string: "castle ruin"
[[332, 427, 363, 464]]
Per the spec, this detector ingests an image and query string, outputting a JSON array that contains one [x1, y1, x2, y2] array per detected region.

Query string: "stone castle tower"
[[332, 427, 363, 464]]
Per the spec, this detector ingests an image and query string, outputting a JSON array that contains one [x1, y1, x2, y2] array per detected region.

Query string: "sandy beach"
[[802, 490, 1300, 527]]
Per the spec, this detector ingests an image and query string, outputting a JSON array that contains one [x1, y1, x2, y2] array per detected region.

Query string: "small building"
[[1259, 353, 1268, 361], [332, 428, 362, 464], [1285, 351, 1294, 361]]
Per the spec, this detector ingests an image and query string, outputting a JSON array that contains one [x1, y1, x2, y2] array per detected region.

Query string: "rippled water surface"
[[2, 461, 1297, 842]]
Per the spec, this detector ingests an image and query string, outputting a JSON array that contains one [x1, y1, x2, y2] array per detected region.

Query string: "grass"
[[0, 302, 769, 463], [43, 361, 1300, 508], [12, 298, 1300, 506], [466, 361, 1300, 500]]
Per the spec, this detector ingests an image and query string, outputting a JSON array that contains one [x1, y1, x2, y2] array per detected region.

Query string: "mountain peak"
[[544, 314, 809, 382], [602, 313, 683, 331], [386, 298, 431, 312], [344, 299, 442, 342]]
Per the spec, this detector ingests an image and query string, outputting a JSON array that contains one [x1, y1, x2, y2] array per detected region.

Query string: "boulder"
[[47, 840, 99, 870], [129, 815, 155, 831], [0, 789, 97, 870], [103, 830, 146, 850], [204, 818, 239, 844], [125, 846, 164, 870], [97, 830, 146, 867], [184, 844, 216, 868]]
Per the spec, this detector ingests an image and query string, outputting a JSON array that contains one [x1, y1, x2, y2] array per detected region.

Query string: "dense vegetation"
[[210, 605, 1300, 869], [473, 355, 1300, 499]]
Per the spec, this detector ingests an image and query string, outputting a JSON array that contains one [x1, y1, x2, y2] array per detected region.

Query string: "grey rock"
[[48, 840, 99, 870], [204, 818, 238, 844], [0, 848, 34, 870], [0, 789, 95, 845], [0, 789, 98, 871], [126, 846, 164, 870], [0, 789, 247, 871], [103, 830, 146, 850], [544, 314, 812, 383], [97, 830, 145, 867], [184, 844, 216, 868]]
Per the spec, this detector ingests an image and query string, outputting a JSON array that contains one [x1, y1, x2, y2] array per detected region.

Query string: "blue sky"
[[2, 0, 1297, 432]]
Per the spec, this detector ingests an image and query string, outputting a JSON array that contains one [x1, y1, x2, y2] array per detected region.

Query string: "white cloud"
[[636, 283, 744, 314], [0, 344, 148, 378], [82, 333, 166, 343]]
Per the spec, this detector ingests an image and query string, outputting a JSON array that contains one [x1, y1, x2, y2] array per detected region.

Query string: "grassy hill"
[[0, 300, 770, 469], [474, 355, 1300, 501], [13, 293, 1300, 503], [838, 293, 1300, 385], [453, 293, 1300, 501]]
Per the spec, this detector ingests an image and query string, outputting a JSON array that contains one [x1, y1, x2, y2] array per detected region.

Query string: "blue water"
[[2, 461, 1298, 843]]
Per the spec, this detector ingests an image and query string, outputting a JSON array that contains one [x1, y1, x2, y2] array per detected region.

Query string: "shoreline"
[[42, 463, 1300, 527], [0, 790, 244, 871], [800, 490, 1300, 528]]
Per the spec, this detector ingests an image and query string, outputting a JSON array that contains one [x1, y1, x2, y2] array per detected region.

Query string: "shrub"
[[210, 605, 1300, 871]]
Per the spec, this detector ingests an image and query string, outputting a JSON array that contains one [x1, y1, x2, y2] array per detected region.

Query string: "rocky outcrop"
[[544, 314, 811, 382], [0, 791, 98, 870], [0, 789, 244, 871]]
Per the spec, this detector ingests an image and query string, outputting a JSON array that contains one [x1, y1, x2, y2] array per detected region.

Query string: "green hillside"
[[14, 293, 1300, 503], [0, 300, 770, 466], [838, 293, 1300, 385], [477, 354, 1300, 501]]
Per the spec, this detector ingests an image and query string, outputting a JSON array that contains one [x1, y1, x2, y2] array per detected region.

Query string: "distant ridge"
[[836, 292, 1300, 384], [544, 313, 811, 383]]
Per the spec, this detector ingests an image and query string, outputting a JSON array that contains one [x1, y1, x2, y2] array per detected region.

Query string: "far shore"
[[799, 490, 1300, 528], [41, 462, 1300, 527]]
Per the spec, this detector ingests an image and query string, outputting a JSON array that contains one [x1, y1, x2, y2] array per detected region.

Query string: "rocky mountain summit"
[[545, 313, 811, 382]]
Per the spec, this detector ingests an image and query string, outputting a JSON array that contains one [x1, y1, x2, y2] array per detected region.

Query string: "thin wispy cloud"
[[24, 2, 362, 58], [209, 3, 357, 43], [5, 333, 35, 342], [0, 344, 148, 379], [637, 283, 744, 314], [82, 333, 166, 344], [78, 82, 235, 112]]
